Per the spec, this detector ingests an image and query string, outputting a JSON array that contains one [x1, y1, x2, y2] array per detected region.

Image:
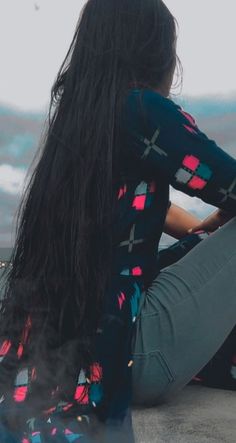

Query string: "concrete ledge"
[[132, 385, 236, 442]]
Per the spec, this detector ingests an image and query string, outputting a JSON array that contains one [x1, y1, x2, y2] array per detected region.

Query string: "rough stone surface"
[[132, 385, 236, 443]]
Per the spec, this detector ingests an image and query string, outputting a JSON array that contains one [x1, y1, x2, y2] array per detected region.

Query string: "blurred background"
[[0, 0, 235, 261]]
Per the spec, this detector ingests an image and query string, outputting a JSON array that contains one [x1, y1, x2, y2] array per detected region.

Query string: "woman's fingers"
[[187, 225, 203, 234], [188, 220, 218, 234]]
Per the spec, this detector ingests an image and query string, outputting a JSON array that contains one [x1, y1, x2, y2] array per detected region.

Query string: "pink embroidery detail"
[[63, 403, 73, 411], [51, 428, 57, 436], [14, 386, 28, 402], [43, 406, 56, 415], [118, 291, 126, 310], [179, 109, 196, 126], [183, 124, 198, 135], [90, 362, 103, 382], [0, 340, 11, 356], [22, 439, 30, 443], [64, 428, 73, 435], [118, 184, 127, 200], [17, 343, 24, 359], [183, 155, 200, 171], [132, 266, 142, 276], [74, 386, 89, 404], [132, 195, 146, 210], [188, 176, 207, 190]]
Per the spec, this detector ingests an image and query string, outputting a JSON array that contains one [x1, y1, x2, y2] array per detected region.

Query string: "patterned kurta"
[[0, 87, 236, 442]]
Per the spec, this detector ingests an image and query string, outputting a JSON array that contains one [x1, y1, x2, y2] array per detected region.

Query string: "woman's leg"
[[131, 216, 236, 406], [189, 322, 236, 390], [157, 230, 236, 390]]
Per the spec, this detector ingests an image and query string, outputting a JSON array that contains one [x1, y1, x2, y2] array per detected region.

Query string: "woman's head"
[[0, 0, 182, 415], [69, 0, 181, 97]]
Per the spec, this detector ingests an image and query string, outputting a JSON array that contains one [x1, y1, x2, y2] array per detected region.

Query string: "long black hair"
[[0, 0, 182, 416]]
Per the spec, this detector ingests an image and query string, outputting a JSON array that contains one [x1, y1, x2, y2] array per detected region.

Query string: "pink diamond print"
[[74, 386, 89, 404], [188, 176, 207, 190], [118, 291, 126, 310], [90, 362, 103, 382], [132, 195, 146, 210], [132, 266, 142, 276], [118, 184, 127, 200], [13, 386, 28, 402], [0, 340, 11, 356], [17, 343, 24, 359], [182, 155, 200, 171]]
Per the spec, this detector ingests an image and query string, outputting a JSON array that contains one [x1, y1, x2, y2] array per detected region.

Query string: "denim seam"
[[172, 249, 236, 308], [132, 349, 175, 382], [148, 249, 236, 310]]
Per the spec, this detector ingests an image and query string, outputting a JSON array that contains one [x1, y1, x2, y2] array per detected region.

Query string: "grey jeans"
[[130, 216, 236, 406]]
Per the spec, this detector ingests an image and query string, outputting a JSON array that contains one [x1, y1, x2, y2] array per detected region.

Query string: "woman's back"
[[1, 87, 236, 442]]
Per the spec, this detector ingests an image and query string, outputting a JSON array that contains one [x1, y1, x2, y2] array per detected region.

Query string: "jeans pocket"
[[131, 349, 175, 406], [131, 311, 163, 355]]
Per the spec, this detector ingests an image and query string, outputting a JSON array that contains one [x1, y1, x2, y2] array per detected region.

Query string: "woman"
[[0, 0, 236, 442]]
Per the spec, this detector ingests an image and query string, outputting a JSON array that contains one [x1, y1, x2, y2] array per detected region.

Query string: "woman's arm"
[[163, 202, 202, 239], [123, 89, 236, 215]]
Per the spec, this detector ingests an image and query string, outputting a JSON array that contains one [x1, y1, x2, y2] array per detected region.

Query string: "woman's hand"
[[187, 209, 234, 234], [163, 202, 202, 239]]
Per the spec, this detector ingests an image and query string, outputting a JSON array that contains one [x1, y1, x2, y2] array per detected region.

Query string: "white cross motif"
[[142, 127, 168, 159], [218, 177, 236, 203], [78, 368, 87, 384], [119, 224, 145, 253]]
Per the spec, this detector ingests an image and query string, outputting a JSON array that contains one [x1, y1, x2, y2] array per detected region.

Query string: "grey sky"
[[0, 0, 235, 111]]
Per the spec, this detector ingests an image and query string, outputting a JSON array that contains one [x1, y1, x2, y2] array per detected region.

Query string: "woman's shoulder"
[[125, 87, 181, 111], [122, 87, 187, 131]]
